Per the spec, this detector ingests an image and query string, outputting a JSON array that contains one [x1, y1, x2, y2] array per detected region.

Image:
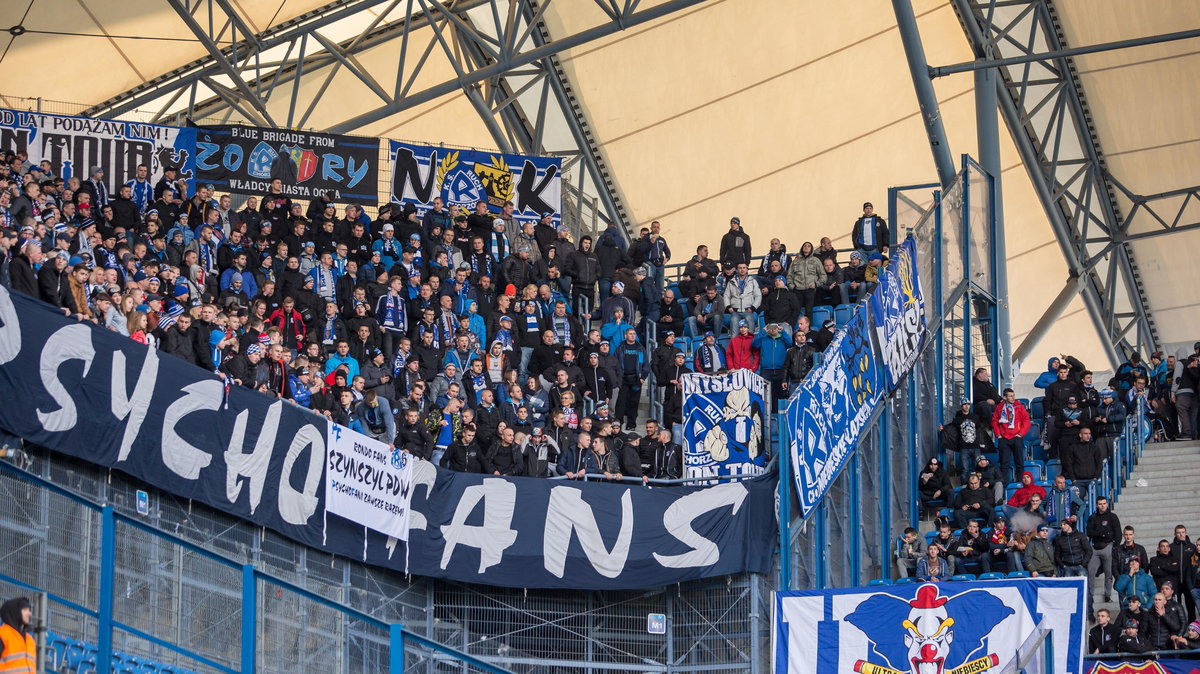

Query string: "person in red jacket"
[[267, 296, 307, 350], [992, 388, 1031, 482], [1002, 470, 1046, 518], [725, 319, 759, 371]]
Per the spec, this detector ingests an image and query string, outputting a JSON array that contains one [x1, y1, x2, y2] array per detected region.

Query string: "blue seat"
[[833, 304, 855, 328], [1046, 460, 1062, 481], [978, 572, 1005, 581], [1030, 397, 1045, 421], [924, 531, 937, 545], [811, 305, 834, 329], [894, 577, 918, 584], [1005, 482, 1021, 501], [1007, 571, 1031, 578], [950, 574, 977, 582], [1023, 462, 1044, 481], [1018, 398, 1030, 409], [868, 578, 893, 586]]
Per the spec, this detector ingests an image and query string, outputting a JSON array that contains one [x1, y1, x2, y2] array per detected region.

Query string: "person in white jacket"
[[722, 262, 761, 331]]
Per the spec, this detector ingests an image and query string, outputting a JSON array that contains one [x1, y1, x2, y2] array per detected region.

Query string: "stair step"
[[1137, 446, 1200, 458], [1116, 491, 1200, 504], [1126, 456, 1200, 469]]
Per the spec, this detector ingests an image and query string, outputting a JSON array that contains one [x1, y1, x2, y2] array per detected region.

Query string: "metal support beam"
[[327, 0, 714, 134], [1012, 275, 1082, 368], [952, 0, 1157, 367], [931, 27, 1200, 77], [891, 0, 957, 188]]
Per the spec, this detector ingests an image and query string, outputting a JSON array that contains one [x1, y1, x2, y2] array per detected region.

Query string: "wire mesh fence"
[[1, 446, 774, 673]]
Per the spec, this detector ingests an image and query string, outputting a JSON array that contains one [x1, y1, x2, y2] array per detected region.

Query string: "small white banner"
[[325, 422, 414, 540]]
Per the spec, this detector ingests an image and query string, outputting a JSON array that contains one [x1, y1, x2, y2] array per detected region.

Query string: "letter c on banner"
[[38, 324, 95, 433], [278, 422, 325, 525], [0, 286, 21, 365], [162, 380, 221, 479], [653, 482, 748, 568]]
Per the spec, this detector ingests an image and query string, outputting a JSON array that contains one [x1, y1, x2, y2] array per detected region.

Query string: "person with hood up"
[[940, 398, 994, 481], [1034, 356, 1062, 390], [1003, 470, 1047, 519], [725, 319, 759, 371], [0, 597, 35, 673], [917, 457, 952, 519], [786, 241, 823, 320]]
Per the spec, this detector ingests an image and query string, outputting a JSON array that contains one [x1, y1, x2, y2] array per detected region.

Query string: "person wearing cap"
[[1171, 618, 1200, 650], [1053, 393, 1088, 459], [761, 274, 799, 335], [842, 250, 870, 303], [1116, 552, 1157, 609], [1115, 616, 1151, 654], [725, 319, 759, 372], [852, 201, 889, 255], [917, 457, 951, 520], [1022, 524, 1056, 577], [940, 398, 994, 482], [1115, 351, 1150, 398], [719, 216, 751, 267], [79, 165, 110, 209]]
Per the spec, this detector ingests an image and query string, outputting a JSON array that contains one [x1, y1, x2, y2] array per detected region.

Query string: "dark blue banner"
[[1089, 660, 1200, 673], [389, 140, 562, 226], [0, 287, 774, 589], [869, 238, 927, 391], [196, 125, 379, 202], [787, 304, 883, 520]]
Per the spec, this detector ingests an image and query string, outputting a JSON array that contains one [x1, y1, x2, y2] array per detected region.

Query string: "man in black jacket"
[[1062, 426, 1103, 490], [851, 202, 888, 255], [719, 217, 751, 267], [487, 426, 523, 476], [9, 241, 41, 298], [1115, 618, 1151, 654], [1088, 609, 1119, 654], [396, 407, 435, 460], [1087, 496, 1121, 603], [441, 425, 492, 473], [951, 473, 993, 529], [1045, 363, 1084, 452], [646, 428, 682, 481], [1167, 525, 1197, 619]]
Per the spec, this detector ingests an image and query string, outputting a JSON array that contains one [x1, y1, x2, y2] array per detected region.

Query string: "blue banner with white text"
[[1088, 660, 1200, 673], [869, 238, 927, 391], [788, 305, 883, 520], [775, 578, 1087, 674], [388, 140, 562, 226], [681, 370, 769, 481], [0, 286, 774, 589]]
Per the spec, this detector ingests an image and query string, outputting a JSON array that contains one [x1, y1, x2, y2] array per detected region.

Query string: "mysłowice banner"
[[774, 578, 1087, 674], [681, 370, 770, 481], [787, 237, 928, 519], [0, 286, 774, 589]]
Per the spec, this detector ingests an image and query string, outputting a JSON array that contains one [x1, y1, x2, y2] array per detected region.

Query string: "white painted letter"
[[224, 401, 281, 513], [543, 487, 633, 578], [0, 286, 21, 365], [277, 423, 324, 525], [161, 380, 221, 479], [653, 482, 748, 568], [111, 348, 159, 461], [439, 478, 517, 573], [38, 325, 95, 432]]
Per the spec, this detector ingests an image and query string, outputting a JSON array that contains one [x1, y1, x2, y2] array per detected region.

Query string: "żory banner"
[[326, 422, 414, 541], [681, 370, 769, 480], [0, 286, 774, 589], [787, 305, 883, 520], [869, 238, 927, 391], [195, 125, 378, 202], [388, 140, 562, 226], [774, 578, 1087, 674], [0, 108, 196, 197]]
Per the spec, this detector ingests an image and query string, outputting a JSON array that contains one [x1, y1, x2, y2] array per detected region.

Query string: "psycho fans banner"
[[0, 287, 774, 589], [389, 140, 562, 226], [774, 578, 1087, 674], [681, 370, 769, 481], [195, 124, 379, 203], [0, 108, 196, 196], [787, 237, 928, 520]]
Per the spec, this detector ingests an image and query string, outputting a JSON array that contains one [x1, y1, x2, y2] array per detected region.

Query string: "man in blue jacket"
[[753, 322, 789, 400], [615, 328, 649, 427]]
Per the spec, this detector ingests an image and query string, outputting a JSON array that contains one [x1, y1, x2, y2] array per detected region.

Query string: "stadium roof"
[[2, 0, 1196, 370]]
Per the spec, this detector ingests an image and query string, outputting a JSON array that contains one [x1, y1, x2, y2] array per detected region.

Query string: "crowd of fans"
[[0, 149, 898, 483], [906, 347, 1200, 654]]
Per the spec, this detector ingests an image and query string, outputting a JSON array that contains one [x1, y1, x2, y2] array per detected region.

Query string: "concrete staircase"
[[1112, 439, 1200, 538]]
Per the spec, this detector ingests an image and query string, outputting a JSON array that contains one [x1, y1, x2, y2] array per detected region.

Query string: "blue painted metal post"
[[778, 413, 793, 591], [98, 506, 115, 674], [241, 565, 257, 674], [880, 404, 893, 580], [892, 0, 957, 188], [975, 65, 1011, 384], [907, 374, 920, 523], [961, 165, 974, 406], [814, 501, 827, 589], [849, 451, 861, 585], [389, 624, 405, 673]]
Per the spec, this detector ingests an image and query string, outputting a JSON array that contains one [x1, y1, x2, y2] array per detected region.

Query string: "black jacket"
[[719, 228, 752, 266], [1089, 623, 1119, 654], [38, 264, 73, 310], [1062, 439, 1103, 481], [1086, 510, 1121, 549], [9, 254, 37, 298], [440, 440, 492, 473], [784, 343, 816, 382], [396, 421, 434, 459], [488, 440, 523, 476], [1052, 529, 1093, 567], [565, 249, 599, 286], [851, 215, 889, 252]]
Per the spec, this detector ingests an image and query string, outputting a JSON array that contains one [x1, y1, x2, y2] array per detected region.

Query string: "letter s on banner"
[[38, 324, 95, 433], [0, 286, 21, 365], [543, 487, 633, 579], [653, 482, 747, 568]]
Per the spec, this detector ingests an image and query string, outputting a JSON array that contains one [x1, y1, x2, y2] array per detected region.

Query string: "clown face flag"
[[773, 578, 1086, 674]]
